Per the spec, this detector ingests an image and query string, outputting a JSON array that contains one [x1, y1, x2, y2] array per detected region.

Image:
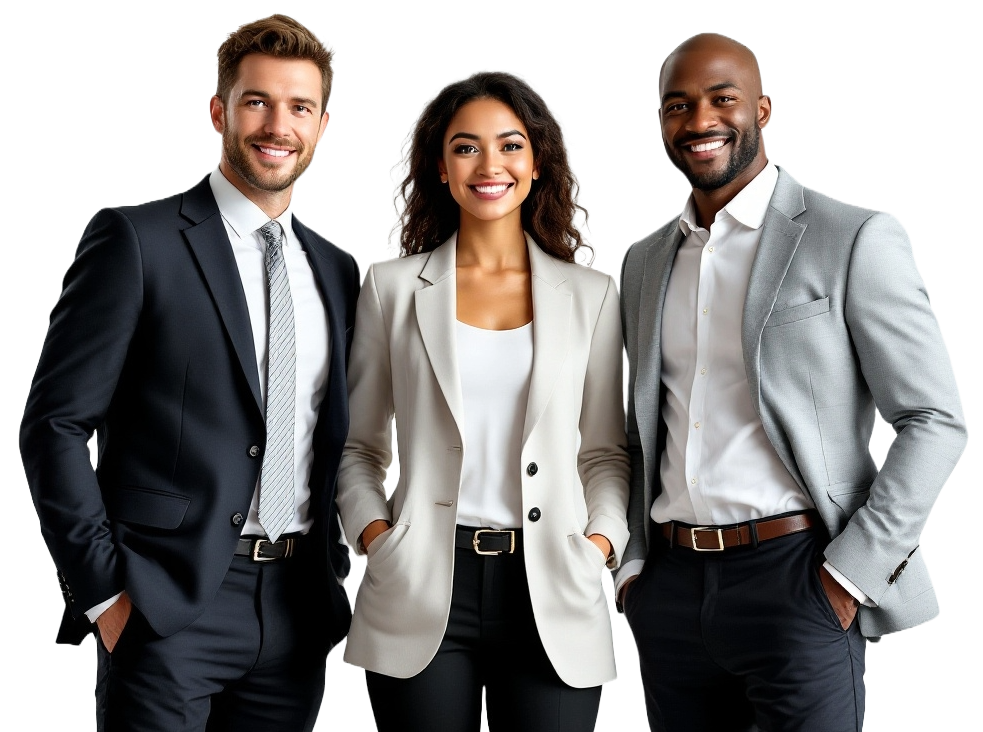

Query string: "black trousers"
[[625, 525, 865, 732], [96, 548, 329, 732], [366, 531, 602, 732]]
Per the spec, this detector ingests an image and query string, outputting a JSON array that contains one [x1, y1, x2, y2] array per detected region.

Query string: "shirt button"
[[231, 512, 244, 526], [694, 422, 701, 429], [690, 478, 697, 485], [702, 308, 708, 315], [248, 445, 261, 458], [528, 507, 542, 522], [708, 246, 715, 252], [700, 368, 707, 375], [526, 462, 539, 476]]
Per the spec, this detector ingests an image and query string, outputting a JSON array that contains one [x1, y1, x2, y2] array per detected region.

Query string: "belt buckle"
[[251, 538, 294, 562], [472, 529, 514, 556], [690, 527, 725, 551]]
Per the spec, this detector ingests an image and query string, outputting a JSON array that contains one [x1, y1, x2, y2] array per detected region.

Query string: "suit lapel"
[[741, 168, 807, 413], [181, 180, 263, 413], [522, 235, 571, 445], [415, 235, 466, 438], [292, 218, 349, 438]]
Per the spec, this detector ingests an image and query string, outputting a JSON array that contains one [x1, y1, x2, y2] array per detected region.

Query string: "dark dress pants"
[[625, 527, 865, 732], [366, 533, 602, 732], [96, 546, 329, 732]]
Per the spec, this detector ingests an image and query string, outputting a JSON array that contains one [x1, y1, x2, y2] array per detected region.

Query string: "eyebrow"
[[661, 82, 741, 105], [240, 89, 320, 110], [448, 129, 528, 143]]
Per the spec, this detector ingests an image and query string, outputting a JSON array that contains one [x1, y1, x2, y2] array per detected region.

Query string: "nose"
[[686, 100, 719, 134], [477, 149, 504, 177], [264, 104, 292, 139]]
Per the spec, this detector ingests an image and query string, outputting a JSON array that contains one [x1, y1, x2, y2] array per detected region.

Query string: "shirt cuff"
[[85, 592, 124, 623], [823, 561, 875, 607]]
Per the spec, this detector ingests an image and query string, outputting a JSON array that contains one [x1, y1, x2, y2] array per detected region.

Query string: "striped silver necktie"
[[258, 220, 296, 543]]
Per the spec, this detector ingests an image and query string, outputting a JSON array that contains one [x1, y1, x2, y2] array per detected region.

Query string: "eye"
[[293, 105, 312, 114], [453, 144, 479, 155], [502, 142, 524, 152], [716, 96, 737, 104], [664, 102, 688, 114], [246, 99, 268, 108]]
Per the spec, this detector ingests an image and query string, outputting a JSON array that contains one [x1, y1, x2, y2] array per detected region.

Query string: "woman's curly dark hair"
[[397, 71, 589, 263]]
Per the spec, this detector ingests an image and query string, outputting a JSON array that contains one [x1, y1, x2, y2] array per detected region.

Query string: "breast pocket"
[[765, 297, 830, 328]]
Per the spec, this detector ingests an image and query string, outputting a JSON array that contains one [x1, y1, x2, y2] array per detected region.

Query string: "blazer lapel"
[[635, 227, 684, 457], [741, 168, 807, 414], [181, 180, 263, 413], [522, 235, 572, 445], [415, 235, 466, 438]]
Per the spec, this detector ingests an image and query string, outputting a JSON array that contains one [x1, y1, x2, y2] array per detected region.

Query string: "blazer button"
[[526, 462, 539, 476], [248, 445, 261, 458], [528, 507, 541, 522], [231, 512, 244, 526]]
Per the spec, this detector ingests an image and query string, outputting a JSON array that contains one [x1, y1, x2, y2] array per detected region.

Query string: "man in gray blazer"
[[617, 33, 966, 731]]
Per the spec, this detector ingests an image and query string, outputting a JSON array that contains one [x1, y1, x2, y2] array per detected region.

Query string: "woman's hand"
[[360, 519, 392, 552], [587, 533, 613, 562]]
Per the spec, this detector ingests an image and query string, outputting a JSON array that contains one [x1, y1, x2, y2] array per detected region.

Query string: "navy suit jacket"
[[21, 176, 358, 646]]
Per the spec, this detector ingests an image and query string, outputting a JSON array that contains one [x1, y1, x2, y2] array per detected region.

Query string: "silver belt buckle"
[[690, 527, 725, 551], [252, 539, 276, 561], [251, 537, 294, 561], [472, 529, 515, 555]]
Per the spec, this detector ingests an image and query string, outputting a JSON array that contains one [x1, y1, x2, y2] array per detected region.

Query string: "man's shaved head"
[[660, 33, 763, 99]]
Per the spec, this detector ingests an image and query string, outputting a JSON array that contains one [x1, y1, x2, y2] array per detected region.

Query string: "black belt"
[[661, 511, 818, 551], [234, 534, 303, 562], [455, 526, 522, 555]]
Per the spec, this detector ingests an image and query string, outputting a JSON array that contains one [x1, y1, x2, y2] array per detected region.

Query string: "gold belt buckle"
[[473, 529, 515, 555], [690, 527, 725, 551]]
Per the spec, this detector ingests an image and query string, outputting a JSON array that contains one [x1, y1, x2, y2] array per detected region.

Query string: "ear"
[[438, 159, 448, 183], [757, 95, 772, 129], [210, 96, 226, 134], [532, 166, 540, 181], [316, 111, 330, 143]]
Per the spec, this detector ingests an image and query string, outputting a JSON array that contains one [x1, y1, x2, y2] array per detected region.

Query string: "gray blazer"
[[619, 168, 966, 637]]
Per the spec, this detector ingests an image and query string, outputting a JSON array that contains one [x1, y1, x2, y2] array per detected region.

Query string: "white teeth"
[[259, 147, 291, 157], [690, 140, 726, 153], [473, 184, 510, 194]]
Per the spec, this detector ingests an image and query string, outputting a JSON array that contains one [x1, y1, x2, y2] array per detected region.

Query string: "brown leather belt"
[[661, 512, 816, 551]]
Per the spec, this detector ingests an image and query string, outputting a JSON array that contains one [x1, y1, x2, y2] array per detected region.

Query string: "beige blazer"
[[336, 233, 630, 687]]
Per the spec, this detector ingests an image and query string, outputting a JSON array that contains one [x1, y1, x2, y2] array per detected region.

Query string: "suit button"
[[231, 512, 244, 526], [528, 507, 541, 522], [526, 462, 538, 476], [248, 445, 261, 458]]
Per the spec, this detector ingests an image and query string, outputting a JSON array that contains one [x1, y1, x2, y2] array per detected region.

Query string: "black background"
[[21, 12, 978, 732]]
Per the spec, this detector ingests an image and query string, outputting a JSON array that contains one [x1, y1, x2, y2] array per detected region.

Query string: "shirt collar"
[[678, 163, 779, 235], [208, 168, 294, 245]]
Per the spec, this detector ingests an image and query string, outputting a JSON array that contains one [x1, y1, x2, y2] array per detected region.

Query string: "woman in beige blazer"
[[336, 71, 629, 732]]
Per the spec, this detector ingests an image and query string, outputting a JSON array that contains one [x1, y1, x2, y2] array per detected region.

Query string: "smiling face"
[[437, 98, 538, 229], [210, 53, 328, 199], [659, 35, 770, 195]]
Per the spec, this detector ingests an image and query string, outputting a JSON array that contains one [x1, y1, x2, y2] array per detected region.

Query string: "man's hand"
[[618, 575, 638, 607], [819, 565, 859, 630], [96, 592, 132, 653]]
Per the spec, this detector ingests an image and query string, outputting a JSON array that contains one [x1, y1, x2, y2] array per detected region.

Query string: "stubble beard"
[[223, 130, 314, 193], [667, 123, 761, 192]]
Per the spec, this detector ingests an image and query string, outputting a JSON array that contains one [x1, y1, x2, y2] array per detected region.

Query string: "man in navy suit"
[[20, 14, 359, 731]]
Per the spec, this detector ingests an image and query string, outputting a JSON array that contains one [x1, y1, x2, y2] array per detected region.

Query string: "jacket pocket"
[[826, 483, 870, 517], [765, 297, 830, 328], [110, 486, 190, 529]]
